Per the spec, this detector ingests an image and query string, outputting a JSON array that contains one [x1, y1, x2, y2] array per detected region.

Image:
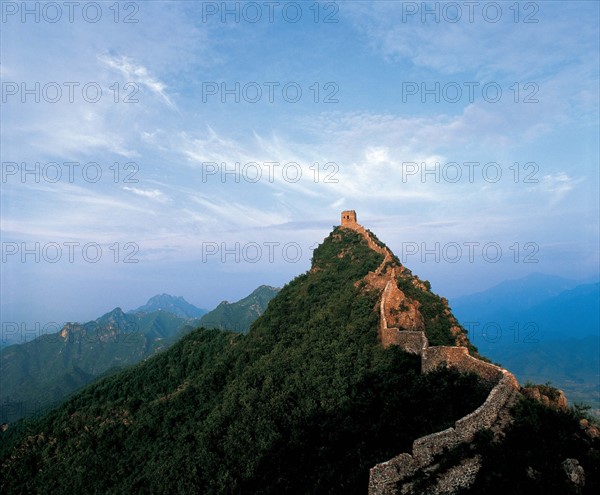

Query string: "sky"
[[1, 0, 599, 333]]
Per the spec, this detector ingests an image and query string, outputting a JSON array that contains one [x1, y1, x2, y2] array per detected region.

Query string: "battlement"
[[341, 210, 357, 226]]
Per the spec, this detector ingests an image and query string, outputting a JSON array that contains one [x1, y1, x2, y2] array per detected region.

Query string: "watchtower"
[[341, 210, 357, 226]]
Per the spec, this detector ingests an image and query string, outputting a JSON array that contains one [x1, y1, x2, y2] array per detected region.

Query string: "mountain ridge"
[[1, 212, 597, 494], [0, 287, 278, 423], [198, 285, 280, 334]]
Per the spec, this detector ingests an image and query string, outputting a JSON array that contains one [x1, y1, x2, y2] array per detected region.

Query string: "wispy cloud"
[[538, 173, 579, 205], [123, 186, 169, 202], [98, 54, 177, 110]]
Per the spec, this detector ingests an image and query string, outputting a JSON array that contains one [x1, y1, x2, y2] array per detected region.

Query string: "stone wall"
[[338, 214, 521, 494], [370, 306, 519, 494], [391, 331, 429, 355], [380, 328, 428, 354], [369, 364, 519, 494], [422, 346, 505, 384], [429, 456, 482, 495]]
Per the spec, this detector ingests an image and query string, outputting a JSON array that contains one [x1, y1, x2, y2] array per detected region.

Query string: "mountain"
[[129, 293, 207, 318], [198, 285, 279, 333], [452, 278, 599, 344], [450, 279, 600, 409], [0, 213, 597, 494], [451, 272, 581, 314], [0, 308, 200, 423], [1, 287, 277, 424], [487, 335, 600, 411]]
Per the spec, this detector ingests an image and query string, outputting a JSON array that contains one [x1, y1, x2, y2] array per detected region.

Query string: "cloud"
[[98, 54, 177, 110], [346, 1, 598, 79], [123, 186, 169, 202], [538, 173, 578, 204]]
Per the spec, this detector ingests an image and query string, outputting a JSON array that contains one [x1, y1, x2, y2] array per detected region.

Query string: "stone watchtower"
[[341, 210, 357, 226]]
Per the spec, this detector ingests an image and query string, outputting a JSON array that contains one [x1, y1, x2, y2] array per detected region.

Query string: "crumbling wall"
[[369, 362, 519, 494], [390, 331, 429, 355], [371, 263, 519, 494]]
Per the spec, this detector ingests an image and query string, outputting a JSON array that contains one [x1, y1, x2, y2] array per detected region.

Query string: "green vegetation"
[[460, 397, 600, 494], [0, 309, 199, 424], [395, 273, 478, 354], [1, 288, 277, 424], [0, 228, 491, 494], [199, 285, 279, 333]]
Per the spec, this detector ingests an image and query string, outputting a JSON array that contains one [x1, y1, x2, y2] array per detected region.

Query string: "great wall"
[[339, 211, 521, 495]]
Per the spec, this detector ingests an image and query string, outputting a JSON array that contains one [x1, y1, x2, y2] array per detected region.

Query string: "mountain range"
[[0, 288, 278, 423], [450, 274, 600, 410], [1, 214, 597, 494]]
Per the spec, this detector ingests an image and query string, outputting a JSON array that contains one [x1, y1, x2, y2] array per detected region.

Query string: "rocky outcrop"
[[579, 419, 600, 439], [522, 385, 569, 412], [562, 458, 586, 492]]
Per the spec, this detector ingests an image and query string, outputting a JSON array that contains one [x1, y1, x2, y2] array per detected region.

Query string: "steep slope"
[[199, 285, 279, 333], [0, 218, 491, 494]]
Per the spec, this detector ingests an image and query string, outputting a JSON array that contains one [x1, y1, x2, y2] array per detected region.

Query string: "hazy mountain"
[[199, 285, 279, 333], [488, 335, 599, 410], [450, 278, 599, 408], [1, 221, 596, 494], [450, 272, 581, 314], [452, 279, 599, 344], [0, 287, 278, 424], [129, 294, 207, 318]]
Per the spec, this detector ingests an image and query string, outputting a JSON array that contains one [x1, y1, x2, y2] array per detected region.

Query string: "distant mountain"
[[0, 308, 200, 423], [1, 287, 277, 423], [129, 293, 207, 318], [451, 272, 581, 315], [199, 285, 279, 333], [451, 279, 599, 345], [488, 335, 599, 410], [450, 277, 599, 408]]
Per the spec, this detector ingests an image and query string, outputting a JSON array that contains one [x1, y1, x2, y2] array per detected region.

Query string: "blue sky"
[[1, 0, 599, 329]]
